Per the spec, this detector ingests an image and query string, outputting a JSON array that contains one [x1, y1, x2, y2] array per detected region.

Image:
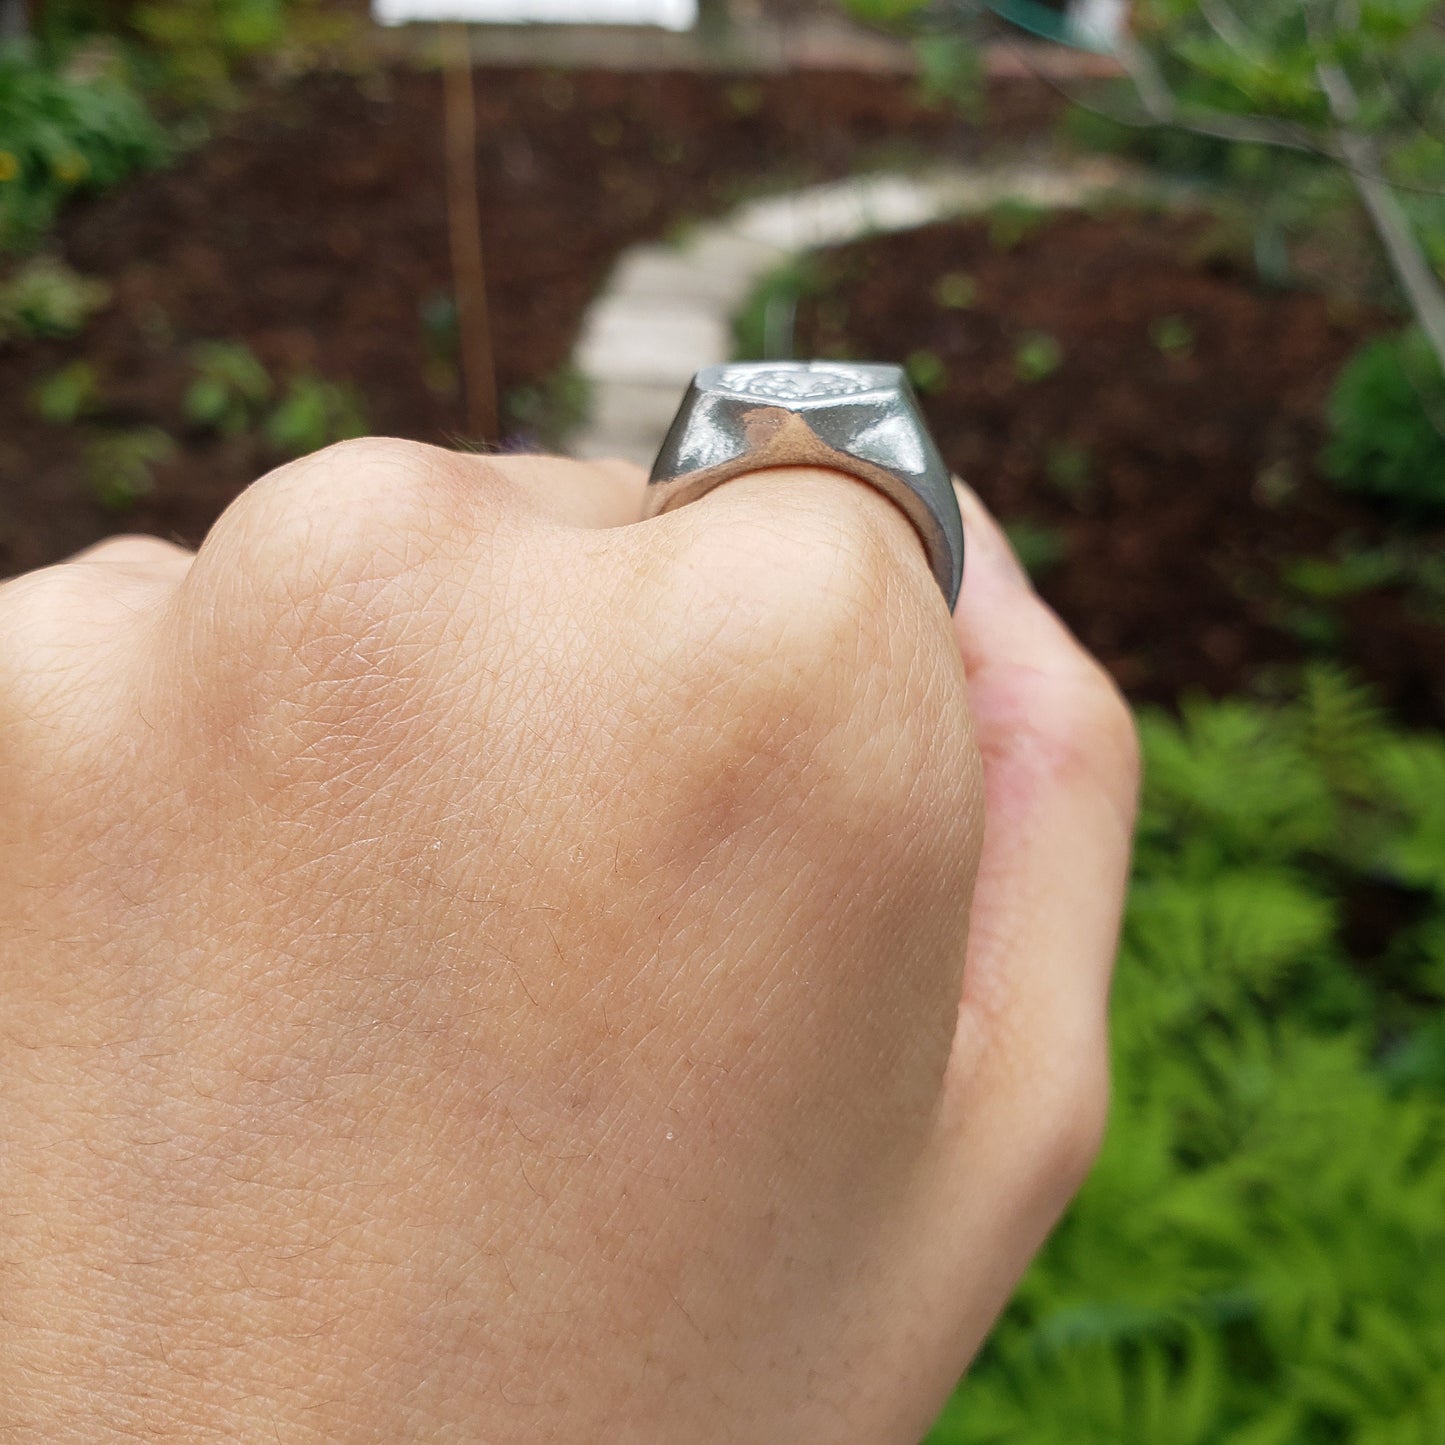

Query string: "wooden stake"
[[441, 22, 499, 444]]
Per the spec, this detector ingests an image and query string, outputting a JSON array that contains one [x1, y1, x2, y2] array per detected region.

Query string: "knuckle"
[[0, 567, 120, 767], [0, 565, 102, 677], [194, 439, 512, 608], [182, 441, 521, 693]]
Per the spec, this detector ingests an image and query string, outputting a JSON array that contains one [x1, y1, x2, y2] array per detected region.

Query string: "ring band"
[[643, 361, 965, 612]]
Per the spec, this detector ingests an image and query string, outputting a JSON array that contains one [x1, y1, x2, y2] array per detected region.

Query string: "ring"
[[643, 361, 965, 612]]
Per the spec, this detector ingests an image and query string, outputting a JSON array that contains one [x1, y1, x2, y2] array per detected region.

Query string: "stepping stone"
[[568, 159, 1146, 465]]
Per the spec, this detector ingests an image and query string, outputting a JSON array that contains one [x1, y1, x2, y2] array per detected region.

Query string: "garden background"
[[1, 0, 1443, 1438]]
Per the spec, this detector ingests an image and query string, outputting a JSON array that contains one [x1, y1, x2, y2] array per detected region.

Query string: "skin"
[[0, 443, 1138, 1442]]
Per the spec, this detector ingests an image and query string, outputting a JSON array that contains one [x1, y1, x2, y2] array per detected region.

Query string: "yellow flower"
[[53, 151, 89, 185], [0, 152, 19, 183]]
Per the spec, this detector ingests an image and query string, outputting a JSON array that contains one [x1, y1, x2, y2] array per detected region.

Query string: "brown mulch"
[[0, 65, 1048, 576], [789, 211, 1445, 725], [2, 61, 1439, 725]]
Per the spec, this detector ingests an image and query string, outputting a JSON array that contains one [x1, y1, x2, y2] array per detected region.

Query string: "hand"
[[0, 442, 1138, 1442]]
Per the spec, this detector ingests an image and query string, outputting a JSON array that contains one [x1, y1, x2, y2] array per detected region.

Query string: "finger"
[[940, 480, 1139, 1191], [65, 534, 195, 583]]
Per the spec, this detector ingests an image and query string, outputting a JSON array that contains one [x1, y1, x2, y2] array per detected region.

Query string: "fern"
[[926, 674, 1445, 1445]]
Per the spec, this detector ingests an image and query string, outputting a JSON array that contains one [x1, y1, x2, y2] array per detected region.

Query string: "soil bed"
[[0, 64, 1036, 575], [2, 62, 1438, 724], [789, 211, 1445, 726]]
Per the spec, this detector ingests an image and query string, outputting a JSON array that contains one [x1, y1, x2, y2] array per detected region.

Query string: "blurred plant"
[[1283, 538, 1445, 625], [723, 80, 763, 117], [504, 364, 593, 450], [926, 668, 1445, 1443], [1014, 330, 1063, 382], [1002, 518, 1067, 578], [264, 371, 367, 458], [1322, 327, 1445, 517], [987, 197, 1049, 251], [30, 357, 99, 423], [1043, 439, 1096, 506], [915, 32, 983, 112], [128, 0, 285, 105], [0, 41, 166, 251], [0, 255, 109, 339], [731, 257, 826, 362], [1150, 313, 1196, 358], [184, 339, 273, 437], [906, 346, 949, 395], [1282, 547, 1402, 603], [84, 424, 174, 511], [931, 269, 977, 309]]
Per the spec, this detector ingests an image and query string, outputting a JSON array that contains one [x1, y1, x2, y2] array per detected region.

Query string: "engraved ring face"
[[714, 363, 881, 404], [644, 360, 965, 612]]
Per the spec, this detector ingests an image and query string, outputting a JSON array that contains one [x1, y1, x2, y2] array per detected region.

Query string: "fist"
[[0, 441, 1137, 1442]]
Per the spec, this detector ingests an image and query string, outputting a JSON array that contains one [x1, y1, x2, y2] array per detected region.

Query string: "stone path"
[[568, 156, 1141, 466]]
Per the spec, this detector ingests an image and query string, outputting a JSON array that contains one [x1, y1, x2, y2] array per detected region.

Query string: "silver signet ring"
[[642, 361, 965, 612]]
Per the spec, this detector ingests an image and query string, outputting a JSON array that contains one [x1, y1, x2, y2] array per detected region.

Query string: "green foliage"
[[184, 339, 273, 437], [1042, 440, 1096, 505], [129, 0, 287, 107], [83, 425, 174, 511], [837, 0, 931, 32], [0, 255, 109, 339], [1002, 519, 1067, 579], [30, 358, 98, 423], [1322, 328, 1445, 518], [986, 198, 1048, 252], [0, 42, 167, 251], [905, 347, 947, 395], [264, 371, 367, 458], [927, 671, 1445, 1444], [914, 35, 982, 114], [731, 257, 825, 362], [1013, 331, 1063, 383], [1150, 313, 1196, 358], [505, 364, 593, 450], [931, 270, 977, 310]]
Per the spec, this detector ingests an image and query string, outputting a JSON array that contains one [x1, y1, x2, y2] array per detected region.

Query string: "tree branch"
[[1113, 32, 1330, 156], [1308, 5, 1445, 374]]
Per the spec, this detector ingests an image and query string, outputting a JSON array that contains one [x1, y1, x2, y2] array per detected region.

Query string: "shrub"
[[1002, 518, 1067, 579], [0, 44, 166, 252], [931, 270, 977, 311], [1150, 314, 1197, 359], [926, 671, 1445, 1443], [30, 358, 99, 423], [1322, 328, 1445, 517], [84, 425, 175, 511], [264, 371, 367, 458], [184, 339, 273, 437], [731, 257, 825, 363], [504, 363, 592, 451], [129, 0, 287, 107], [1014, 331, 1063, 383], [906, 347, 948, 395], [987, 198, 1049, 252], [0, 255, 110, 340]]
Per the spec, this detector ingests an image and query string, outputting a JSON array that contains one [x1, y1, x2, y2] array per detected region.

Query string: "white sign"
[[374, 0, 696, 31]]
